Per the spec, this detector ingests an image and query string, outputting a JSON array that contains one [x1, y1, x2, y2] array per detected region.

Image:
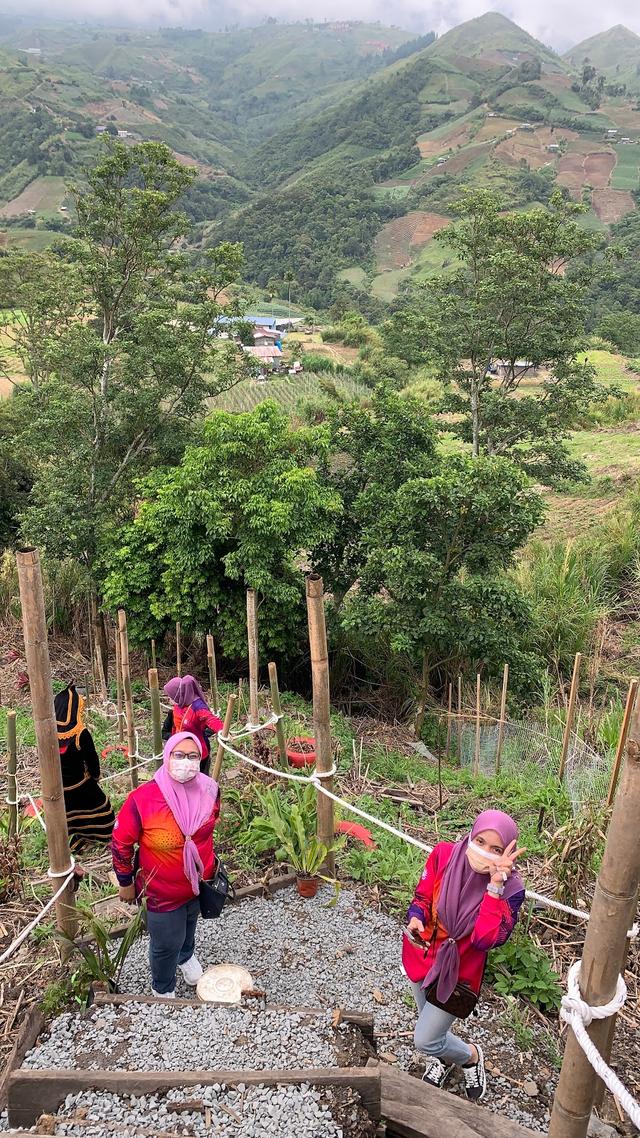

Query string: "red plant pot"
[[296, 875, 320, 898], [286, 736, 316, 768]]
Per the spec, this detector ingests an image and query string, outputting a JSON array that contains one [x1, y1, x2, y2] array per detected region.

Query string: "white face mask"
[[168, 756, 200, 783], [466, 837, 502, 874]]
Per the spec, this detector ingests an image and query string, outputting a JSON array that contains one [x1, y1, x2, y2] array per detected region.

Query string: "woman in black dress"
[[55, 684, 115, 852]]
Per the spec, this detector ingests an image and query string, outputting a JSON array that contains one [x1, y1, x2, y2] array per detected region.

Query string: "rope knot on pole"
[[561, 961, 627, 1029]]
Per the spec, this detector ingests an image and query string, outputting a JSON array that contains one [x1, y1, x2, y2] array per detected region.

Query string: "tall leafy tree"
[[342, 455, 545, 731], [310, 388, 438, 608], [384, 190, 610, 485], [102, 402, 340, 664], [3, 141, 247, 672]]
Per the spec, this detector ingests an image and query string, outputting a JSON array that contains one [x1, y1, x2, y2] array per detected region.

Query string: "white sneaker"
[[151, 988, 176, 998], [179, 955, 203, 986]]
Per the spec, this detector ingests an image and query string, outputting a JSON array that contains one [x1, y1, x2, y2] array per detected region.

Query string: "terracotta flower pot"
[[286, 736, 316, 768], [296, 875, 320, 898]]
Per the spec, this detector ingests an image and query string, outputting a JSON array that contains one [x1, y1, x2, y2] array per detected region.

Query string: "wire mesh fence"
[[433, 710, 611, 817]]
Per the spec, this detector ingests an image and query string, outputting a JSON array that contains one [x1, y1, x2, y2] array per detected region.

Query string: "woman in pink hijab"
[[113, 732, 220, 997], [402, 810, 526, 1101]]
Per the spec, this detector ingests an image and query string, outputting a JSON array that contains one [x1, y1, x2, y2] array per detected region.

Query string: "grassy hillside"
[[1, 13, 639, 310], [565, 25, 640, 91]]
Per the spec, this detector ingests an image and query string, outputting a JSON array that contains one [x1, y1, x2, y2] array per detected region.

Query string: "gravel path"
[[27, 1082, 367, 1138], [118, 885, 556, 1131], [23, 1004, 350, 1073]]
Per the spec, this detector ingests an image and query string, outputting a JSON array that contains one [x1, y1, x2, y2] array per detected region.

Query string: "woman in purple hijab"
[[402, 810, 526, 1101], [162, 675, 223, 776]]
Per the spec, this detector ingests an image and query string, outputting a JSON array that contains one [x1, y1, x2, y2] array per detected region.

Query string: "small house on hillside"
[[243, 344, 283, 369]]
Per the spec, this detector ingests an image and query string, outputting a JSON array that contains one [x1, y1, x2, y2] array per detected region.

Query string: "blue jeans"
[[410, 980, 473, 1067], [147, 899, 200, 994]]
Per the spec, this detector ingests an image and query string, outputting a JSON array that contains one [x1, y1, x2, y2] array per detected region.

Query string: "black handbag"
[[199, 861, 234, 919], [422, 977, 478, 1019]]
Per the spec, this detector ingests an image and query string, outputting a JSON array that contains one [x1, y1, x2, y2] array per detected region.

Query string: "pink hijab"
[[153, 731, 219, 895], [423, 809, 524, 1002]]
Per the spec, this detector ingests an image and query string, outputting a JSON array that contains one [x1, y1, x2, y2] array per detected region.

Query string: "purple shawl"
[[153, 731, 219, 895], [423, 809, 523, 1003], [164, 675, 209, 709]]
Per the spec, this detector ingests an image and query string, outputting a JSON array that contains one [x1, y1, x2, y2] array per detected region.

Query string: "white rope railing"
[[561, 960, 640, 1128], [0, 867, 76, 965]]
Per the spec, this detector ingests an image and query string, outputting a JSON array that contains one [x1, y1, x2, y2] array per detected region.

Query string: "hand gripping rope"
[[560, 958, 640, 1128]]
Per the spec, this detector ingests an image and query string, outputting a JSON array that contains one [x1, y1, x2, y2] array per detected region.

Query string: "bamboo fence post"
[[606, 679, 638, 807], [115, 629, 124, 745], [306, 574, 335, 875], [83, 672, 91, 711], [6, 709, 17, 840], [175, 622, 182, 678], [15, 548, 76, 941], [246, 589, 259, 727], [237, 678, 244, 722], [206, 634, 219, 714], [456, 675, 462, 766], [87, 600, 98, 702], [473, 674, 481, 776], [268, 661, 288, 766], [148, 669, 163, 770], [559, 653, 582, 783], [150, 639, 157, 672], [548, 686, 640, 1138], [117, 610, 138, 789], [212, 694, 236, 783], [445, 683, 453, 758], [495, 663, 509, 776]]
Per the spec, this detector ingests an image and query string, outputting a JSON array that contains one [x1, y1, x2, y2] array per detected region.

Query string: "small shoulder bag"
[[199, 861, 234, 919]]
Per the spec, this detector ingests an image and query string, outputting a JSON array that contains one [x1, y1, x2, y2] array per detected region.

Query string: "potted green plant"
[[241, 786, 343, 897]]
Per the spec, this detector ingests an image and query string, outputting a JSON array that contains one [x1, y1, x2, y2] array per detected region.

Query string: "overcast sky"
[[5, 0, 640, 50]]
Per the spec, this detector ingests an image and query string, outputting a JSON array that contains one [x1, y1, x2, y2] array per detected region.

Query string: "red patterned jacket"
[[402, 841, 525, 994]]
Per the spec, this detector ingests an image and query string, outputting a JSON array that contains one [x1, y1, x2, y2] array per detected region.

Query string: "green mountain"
[[1, 14, 638, 312], [565, 25, 640, 90]]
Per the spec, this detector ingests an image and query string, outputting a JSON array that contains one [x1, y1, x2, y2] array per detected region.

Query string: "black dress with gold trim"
[[55, 686, 115, 853]]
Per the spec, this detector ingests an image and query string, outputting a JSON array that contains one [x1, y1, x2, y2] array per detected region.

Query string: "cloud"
[[5, 0, 640, 51]]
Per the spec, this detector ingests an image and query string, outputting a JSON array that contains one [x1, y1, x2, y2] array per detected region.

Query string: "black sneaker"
[[462, 1043, 487, 1101], [421, 1056, 452, 1089]]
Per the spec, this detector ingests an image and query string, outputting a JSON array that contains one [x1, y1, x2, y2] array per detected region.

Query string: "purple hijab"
[[423, 810, 523, 1003], [164, 675, 208, 708], [154, 731, 219, 895]]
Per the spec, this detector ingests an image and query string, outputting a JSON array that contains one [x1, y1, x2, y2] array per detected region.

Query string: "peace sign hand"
[[490, 838, 526, 887]]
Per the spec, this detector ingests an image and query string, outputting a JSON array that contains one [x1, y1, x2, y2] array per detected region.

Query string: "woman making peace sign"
[[403, 810, 526, 1101]]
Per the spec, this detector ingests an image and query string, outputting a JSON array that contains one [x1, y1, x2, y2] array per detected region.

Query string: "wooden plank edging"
[[0, 1006, 45, 1111], [376, 1063, 538, 1138], [8, 1067, 381, 1128]]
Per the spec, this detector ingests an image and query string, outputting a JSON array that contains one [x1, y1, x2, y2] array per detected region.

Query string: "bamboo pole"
[[87, 599, 98, 704], [206, 634, 219, 714], [212, 694, 236, 783], [473, 674, 481, 776], [236, 678, 244, 722], [148, 669, 163, 770], [495, 663, 509, 776], [115, 629, 124, 745], [445, 683, 453, 759], [175, 622, 182, 678], [15, 548, 76, 941], [606, 679, 638, 807], [6, 709, 17, 840], [150, 639, 157, 672], [456, 675, 462, 766], [306, 574, 335, 874], [246, 589, 259, 727], [83, 672, 91, 711], [559, 653, 582, 782], [268, 661, 287, 766], [548, 687, 640, 1138], [117, 610, 138, 789]]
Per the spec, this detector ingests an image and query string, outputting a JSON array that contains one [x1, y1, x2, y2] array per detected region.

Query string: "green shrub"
[[486, 920, 562, 1011]]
